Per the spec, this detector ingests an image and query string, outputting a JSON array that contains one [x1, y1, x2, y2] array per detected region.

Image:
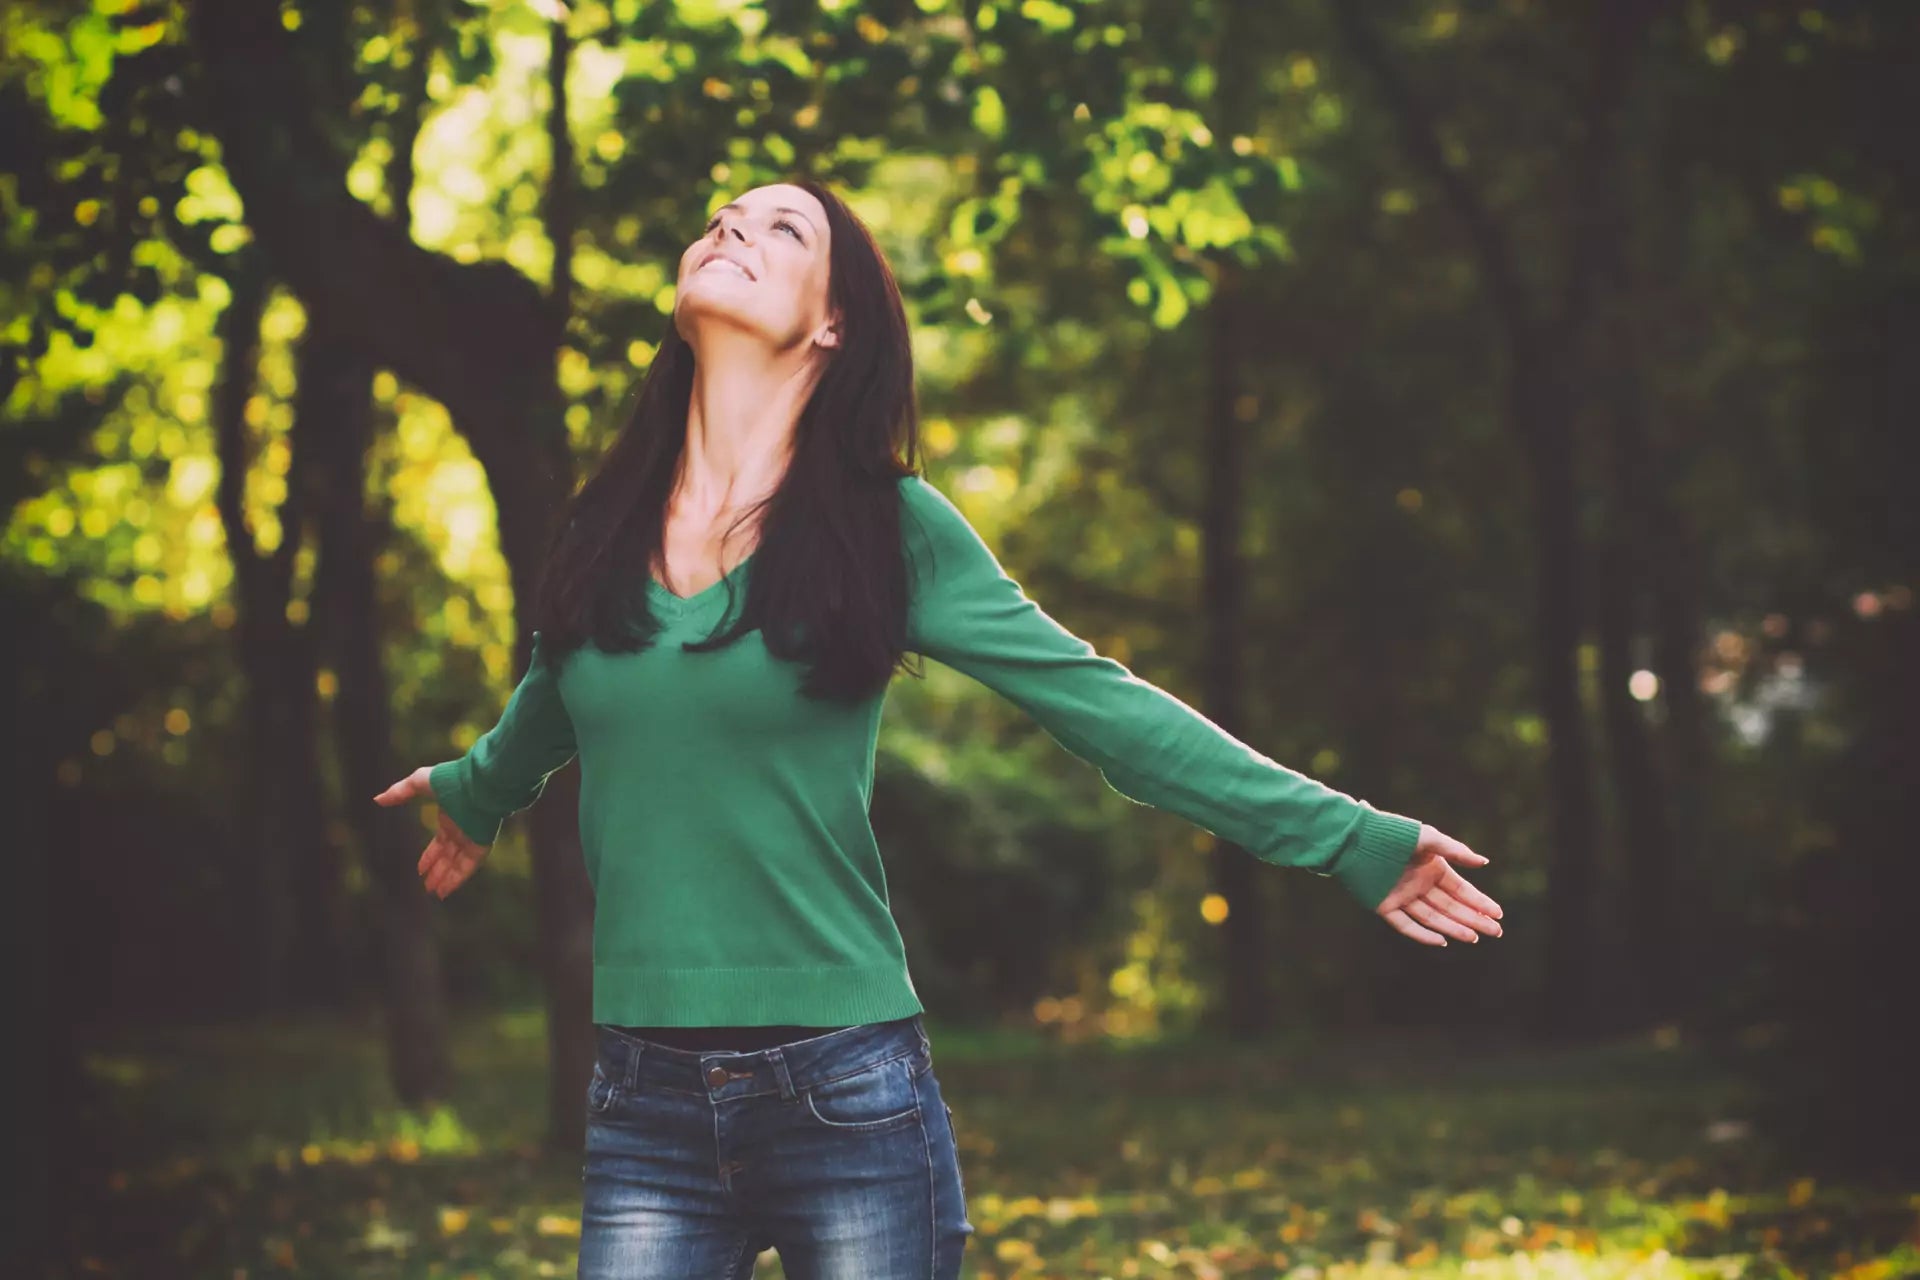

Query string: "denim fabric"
[[578, 1013, 976, 1279]]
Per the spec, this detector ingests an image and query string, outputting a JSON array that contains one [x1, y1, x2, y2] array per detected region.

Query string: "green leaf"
[[973, 85, 1006, 139]]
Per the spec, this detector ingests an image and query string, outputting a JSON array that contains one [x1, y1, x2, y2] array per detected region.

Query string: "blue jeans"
[[578, 1014, 976, 1278]]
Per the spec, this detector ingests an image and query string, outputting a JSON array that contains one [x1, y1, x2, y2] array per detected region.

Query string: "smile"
[[697, 256, 755, 281]]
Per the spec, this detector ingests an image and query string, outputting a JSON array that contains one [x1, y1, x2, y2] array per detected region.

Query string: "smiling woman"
[[372, 176, 1498, 1280], [670, 186, 839, 384], [378, 178, 983, 1277]]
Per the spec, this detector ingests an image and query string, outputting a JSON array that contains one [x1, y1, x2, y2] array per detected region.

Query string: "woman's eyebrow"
[[715, 202, 819, 237]]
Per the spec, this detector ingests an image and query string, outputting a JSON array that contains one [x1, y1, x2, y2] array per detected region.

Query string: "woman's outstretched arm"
[[899, 474, 1442, 917], [423, 630, 580, 847]]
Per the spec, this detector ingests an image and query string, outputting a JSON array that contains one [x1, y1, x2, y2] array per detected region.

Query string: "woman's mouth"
[[697, 254, 755, 281]]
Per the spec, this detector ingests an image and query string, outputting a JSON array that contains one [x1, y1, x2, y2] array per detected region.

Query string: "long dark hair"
[[529, 178, 926, 703]]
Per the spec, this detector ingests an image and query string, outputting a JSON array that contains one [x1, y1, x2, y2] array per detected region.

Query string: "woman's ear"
[[815, 309, 842, 351]]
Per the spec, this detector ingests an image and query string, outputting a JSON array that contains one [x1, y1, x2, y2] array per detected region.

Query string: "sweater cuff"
[[428, 758, 506, 847], [1327, 806, 1424, 912]]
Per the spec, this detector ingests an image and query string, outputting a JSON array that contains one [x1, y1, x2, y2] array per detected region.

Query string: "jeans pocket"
[[802, 1056, 920, 1133]]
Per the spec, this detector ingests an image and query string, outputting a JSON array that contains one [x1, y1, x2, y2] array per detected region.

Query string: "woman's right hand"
[[373, 765, 492, 900]]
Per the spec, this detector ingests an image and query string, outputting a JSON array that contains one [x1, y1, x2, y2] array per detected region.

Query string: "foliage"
[[5, 0, 1916, 1190], [64, 1013, 1920, 1277]]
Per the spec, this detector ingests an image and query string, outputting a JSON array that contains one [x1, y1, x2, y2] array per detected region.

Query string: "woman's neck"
[[679, 343, 813, 512]]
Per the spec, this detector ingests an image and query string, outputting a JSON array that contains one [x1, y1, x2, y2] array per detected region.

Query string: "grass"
[[62, 1010, 1920, 1278]]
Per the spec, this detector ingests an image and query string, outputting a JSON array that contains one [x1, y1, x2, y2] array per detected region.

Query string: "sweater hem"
[[591, 961, 926, 1027], [1326, 806, 1424, 911], [427, 759, 505, 847]]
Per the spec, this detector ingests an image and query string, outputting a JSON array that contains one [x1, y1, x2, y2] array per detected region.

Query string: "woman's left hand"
[[1376, 824, 1504, 946]]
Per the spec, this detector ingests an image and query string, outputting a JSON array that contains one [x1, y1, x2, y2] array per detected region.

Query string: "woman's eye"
[[701, 216, 800, 242]]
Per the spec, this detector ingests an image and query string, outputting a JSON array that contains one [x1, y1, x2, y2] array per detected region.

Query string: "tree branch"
[[547, 13, 576, 328], [211, 257, 271, 573], [1330, 3, 1534, 345], [188, 0, 558, 433], [1554, 0, 1667, 347]]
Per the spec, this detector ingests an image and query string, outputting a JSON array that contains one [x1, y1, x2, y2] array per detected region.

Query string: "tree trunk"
[[212, 259, 345, 1014], [1589, 264, 1693, 1028], [1327, 4, 1689, 1032], [531, 768, 596, 1138], [193, 0, 589, 1145], [211, 262, 286, 1013], [4, 567, 62, 1280], [1200, 0, 1273, 1040], [1200, 263, 1272, 1039], [1572, 0, 1697, 1029], [1592, 484, 1670, 1026], [303, 324, 456, 1104], [1515, 360, 1602, 1031], [1641, 503, 1713, 1019], [1633, 69, 1719, 1029], [273, 597, 355, 1009]]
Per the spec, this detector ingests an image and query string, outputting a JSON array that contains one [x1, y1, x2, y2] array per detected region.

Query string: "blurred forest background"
[[5, 0, 1916, 1276]]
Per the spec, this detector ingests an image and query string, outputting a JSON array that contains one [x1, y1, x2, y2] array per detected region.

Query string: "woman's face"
[[674, 183, 836, 355]]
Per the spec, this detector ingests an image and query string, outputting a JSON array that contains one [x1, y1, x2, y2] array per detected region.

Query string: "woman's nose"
[[699, 221, 749, 257]]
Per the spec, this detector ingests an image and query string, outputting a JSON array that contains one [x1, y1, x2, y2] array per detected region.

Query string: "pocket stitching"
[[803, 1058, 919, 1132], [809, 1046, 919, 1089]]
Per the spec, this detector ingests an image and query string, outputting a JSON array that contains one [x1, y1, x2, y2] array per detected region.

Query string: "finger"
[[435, 847, 478, 897], [425, 842, 456, 894], [423, 834, 456, 882], [1424, 885, 1503, 938], [1375, 855, 1445, 914], [1439, 833, 1490, 866], [430, 849, 463, 896], [1405, 896, 1479, 943], [373, 776, 416, 806], [437, 857, 470, 898], [1438, 865, 1504, 920], [1382, 906, 1450, 946]]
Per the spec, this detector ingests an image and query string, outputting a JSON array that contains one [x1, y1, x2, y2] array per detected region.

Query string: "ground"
[[62, 1012, 1920, 1278]]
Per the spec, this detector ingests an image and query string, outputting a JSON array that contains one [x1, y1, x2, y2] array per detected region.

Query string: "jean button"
[[706, 1065, 728, 1087]]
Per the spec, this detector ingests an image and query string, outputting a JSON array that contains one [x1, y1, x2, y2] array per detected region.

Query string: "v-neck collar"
[[646, 550, 757, 618]]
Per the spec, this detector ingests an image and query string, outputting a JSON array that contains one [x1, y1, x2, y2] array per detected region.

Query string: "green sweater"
[[429, 473, 1423, 1027]]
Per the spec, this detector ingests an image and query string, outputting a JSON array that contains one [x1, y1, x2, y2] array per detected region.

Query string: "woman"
[[375, 179, 1503, 1279]]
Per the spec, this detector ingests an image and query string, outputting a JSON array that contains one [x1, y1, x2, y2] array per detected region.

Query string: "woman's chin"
[[675, 302, 781, 347]]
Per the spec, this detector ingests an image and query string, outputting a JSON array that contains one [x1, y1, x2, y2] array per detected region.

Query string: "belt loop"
[[914, 1015, 930, 1056], [622, 1037, 646, 1092], [768, 1049, 796, 1101]]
